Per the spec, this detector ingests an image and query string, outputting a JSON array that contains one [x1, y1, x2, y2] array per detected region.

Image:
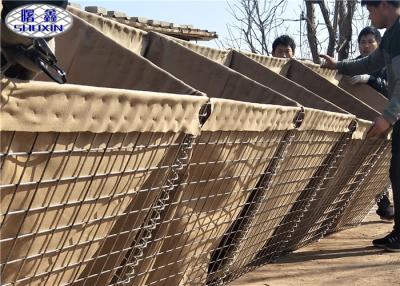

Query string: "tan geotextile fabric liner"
[[169, 37, 231, 65], [0, 77, 206, 285], [334, 141, 391, 230], [294, 61, 389, 115], [284, 119, 389, 250], [300, 61, 340, 84], [227, 50, 346, 114], [68, 137, 184, 286], [210, 109, 353, 278], [126, 100, 299, 286], [284, 136, 384, 251], [144, 32, 298, 107], [38, 14, 203, 97], [248, 55, 388, 119], [283, 60, 380, 122], [202, 98, 300, 132], [241, 52, 289, 74], [67, 6, 147, 55], [1, 78, 207, 135], [72, 100, 297, 286], [338, 75, 388, 114], [0, 129, 182, 285]]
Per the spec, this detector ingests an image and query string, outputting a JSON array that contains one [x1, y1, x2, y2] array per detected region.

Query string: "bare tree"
[[302, 0, 357, 62], [223, 0, 288, 55], [304, 0, 319, 62], [226, 0, 362, 62]]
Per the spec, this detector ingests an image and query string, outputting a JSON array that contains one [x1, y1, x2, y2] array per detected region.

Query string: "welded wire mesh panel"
[[0, 130, 184, 286], [207, 128, 349, 284], [284, 139, 388, 251], [117, 129, 287, 286], [334, 142, 391, 230]]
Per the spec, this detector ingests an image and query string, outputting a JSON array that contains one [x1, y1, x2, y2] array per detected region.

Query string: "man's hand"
[[350, 74, 370, 85], [366, 116, 391, 139], [319, 54, 338, 69]]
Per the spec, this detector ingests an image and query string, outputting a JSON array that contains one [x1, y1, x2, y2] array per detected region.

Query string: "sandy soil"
[[229, 212, 400, 286]]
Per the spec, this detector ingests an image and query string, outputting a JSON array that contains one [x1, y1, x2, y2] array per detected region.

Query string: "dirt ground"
[[229, 211, 400, 286]]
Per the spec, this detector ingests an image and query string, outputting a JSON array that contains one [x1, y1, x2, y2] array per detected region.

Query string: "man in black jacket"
[[321, 0, 400, 252], [351, 26, 389, 97], [351, 26, 394, 221]]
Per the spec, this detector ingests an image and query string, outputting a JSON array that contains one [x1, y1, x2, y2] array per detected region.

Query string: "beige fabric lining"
[[144, 32, 298, 107], [66, 6, 147, 55], [241, 52, 289, 74], [301, 108, 354, 133], [1, 9, 393, 285], [131, 130, 287, 286], [208, 101, 353, 278], [285, 138, 381, 252], [283, 60, 380, 122], [0, 131, 179, 285], [300, 61, 340, 84], [352, 119, 373, 140], [128, 98, 297, 285], [203, 98, 300, 132], [335, 145, 391, 230], [227, 50, 347, 114], [338, 75, 388, 114], [223, 129, 345, 278], [0, 78, 207, 135], [293, 62, 388, 116], [168, 37, 231, 65], [37, 15, 203, 98]]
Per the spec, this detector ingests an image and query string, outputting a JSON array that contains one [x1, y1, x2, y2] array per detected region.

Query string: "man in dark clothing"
[[352, 26, 389, 97], [272, 35, 296, 59], [352, 26, 394, 221], [320, 0, 400, 252]]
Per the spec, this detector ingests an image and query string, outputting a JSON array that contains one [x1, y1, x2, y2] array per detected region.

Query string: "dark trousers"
[[391, 120, 400, 233], [377, 193, 391, 210]]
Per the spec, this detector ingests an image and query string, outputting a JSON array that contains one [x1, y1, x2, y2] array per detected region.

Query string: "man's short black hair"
[[358, 26, 382, 43], [361, 0, 400, 8], [272, 35, 296, 54]]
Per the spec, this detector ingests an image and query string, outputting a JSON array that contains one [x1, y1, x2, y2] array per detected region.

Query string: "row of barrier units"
[[0, 6, 391, 286]]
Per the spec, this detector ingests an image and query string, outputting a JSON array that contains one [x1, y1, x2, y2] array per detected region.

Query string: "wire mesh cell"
[[333, 142, 391, 230], [0, 130, 185, 286], [117, 129, 287, 286], [207, 128, 351, 284], [283, 138, 388, 251]]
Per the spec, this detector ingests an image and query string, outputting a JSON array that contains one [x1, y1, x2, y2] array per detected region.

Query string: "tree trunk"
[[317, 0, 336, 57], [305, 0, 320, 63], [337, 0, 357, 60]]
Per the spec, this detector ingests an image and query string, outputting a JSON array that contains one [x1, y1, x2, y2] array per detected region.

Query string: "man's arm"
[[337, 48, 385, 76], [382, 55, 400, 124], [367, 55, 400, 138]]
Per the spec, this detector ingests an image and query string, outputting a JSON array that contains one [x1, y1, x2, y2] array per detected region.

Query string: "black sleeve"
[[367, 75, 389, 98]]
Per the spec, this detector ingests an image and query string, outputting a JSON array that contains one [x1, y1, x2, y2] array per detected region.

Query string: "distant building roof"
[[68, 3, 218, 41]]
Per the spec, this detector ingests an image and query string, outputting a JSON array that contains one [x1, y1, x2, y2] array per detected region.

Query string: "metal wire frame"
[[284, 138, 389, 251], [204, 132, 295, 286], [333, 142, 391, 230], [0, 130, 189, 286], [78, 103, 210, 286], [119, 128, 289, 286], [1, 121, 390, 286], [203, 110, 305, 286], [212, 124, 354, 285], [111, 134, 195, 286]]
